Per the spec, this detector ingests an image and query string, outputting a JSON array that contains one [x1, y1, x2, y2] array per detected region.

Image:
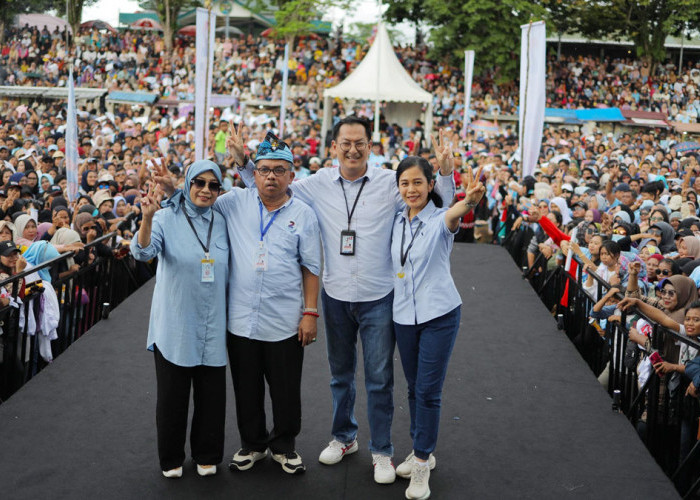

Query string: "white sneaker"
[[318, 438, 359, 465], [271, 451, 306, 474], [396, 451, 436, 479], [229, 448, 268, 471], [162, 466, 182, 478], [372, 453, 396, 484], [196, 464, 217, 476], [405, 461, 431, 499]]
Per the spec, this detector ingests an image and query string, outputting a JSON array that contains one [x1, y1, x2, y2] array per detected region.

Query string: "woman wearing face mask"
[[131, 160, 229, 479], [390, 153, 485, 500]]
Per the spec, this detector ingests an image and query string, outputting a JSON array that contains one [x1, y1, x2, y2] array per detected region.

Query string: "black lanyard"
[[400, 218, 424, 268], [181, 200, 214, 256], [340, 177, 368, 230]]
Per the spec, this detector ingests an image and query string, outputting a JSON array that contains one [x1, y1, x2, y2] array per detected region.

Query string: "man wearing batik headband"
[[230, 117, 455, 486], [154, 132, 321, 475]]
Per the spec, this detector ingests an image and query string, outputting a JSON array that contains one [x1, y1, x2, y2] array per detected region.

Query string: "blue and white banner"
[[195, 7, 216, 161], [519, 21, 546, 178], [65, 66, 79, 202]]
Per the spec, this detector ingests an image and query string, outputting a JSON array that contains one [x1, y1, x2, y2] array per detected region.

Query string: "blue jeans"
[[322, 289, 395, 456], [394, 306, 461, 460]]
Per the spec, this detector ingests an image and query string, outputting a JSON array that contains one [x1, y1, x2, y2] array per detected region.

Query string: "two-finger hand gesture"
[[227, 121, 246, 167], [463, 165, 485, 206], [151, 158, 175, 197], [430, 129, 454, 175], [141, 183, 162, 220]]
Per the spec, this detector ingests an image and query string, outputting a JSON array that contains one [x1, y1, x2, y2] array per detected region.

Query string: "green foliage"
[[385, 0, 545, 82], [0, 0, 71, 29], [138, 0, 201, 53], [574, 0, 700, 66], [344, 22, 402, 44]]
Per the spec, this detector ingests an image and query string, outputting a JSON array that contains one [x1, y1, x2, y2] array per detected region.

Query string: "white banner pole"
[[519, 21, 546, 178]]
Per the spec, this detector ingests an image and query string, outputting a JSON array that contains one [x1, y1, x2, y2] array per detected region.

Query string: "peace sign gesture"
[[226, 120, 246, 167], [141, 182, 163, 220], [151, 157, 175, 197], [463, 165, 486, 206], [430, 129, 454, 175]]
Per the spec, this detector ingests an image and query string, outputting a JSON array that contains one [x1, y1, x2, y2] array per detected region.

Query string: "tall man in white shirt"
[[231, 117, 455, 484]]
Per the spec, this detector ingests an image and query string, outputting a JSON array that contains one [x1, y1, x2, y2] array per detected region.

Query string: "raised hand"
[[463, 165, 486, 206], [430, 129, 454, 175], [141, 182, 161, 220], [227, 121, 246, 167], [151, 158, 175, 197]]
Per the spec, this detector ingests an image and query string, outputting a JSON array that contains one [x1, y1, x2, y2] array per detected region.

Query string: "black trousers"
[[227, 333, 304, 454], [153, 346, 226, 471]]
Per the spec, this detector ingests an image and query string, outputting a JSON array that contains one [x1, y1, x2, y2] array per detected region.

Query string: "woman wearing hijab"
[[649, 221, 677, 254], [39, 173, 54, 195], [14, 214, 39, 249], [131, 160, 229, 479], [549, 197, 571, 225], [678, 236, 700, 260]]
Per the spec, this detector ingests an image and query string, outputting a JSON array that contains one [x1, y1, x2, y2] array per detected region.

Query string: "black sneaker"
[[229, 448, 267, 471], [271, 451, 306, 474]]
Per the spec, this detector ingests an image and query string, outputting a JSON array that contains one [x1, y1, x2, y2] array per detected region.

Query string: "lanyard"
[[259, 200, 282, 242], [340, 177, 368, 230], [181, 200, 214, 256], [400, 218, 424, 268]]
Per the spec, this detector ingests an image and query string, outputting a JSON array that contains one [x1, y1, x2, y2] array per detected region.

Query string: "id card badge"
[[254, 242, 268, 271], [340, 230, 356, 256], [201, 257, 215, 282]]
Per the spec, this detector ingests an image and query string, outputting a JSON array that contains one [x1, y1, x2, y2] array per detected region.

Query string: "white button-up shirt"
[[240, 162, 455, 302]]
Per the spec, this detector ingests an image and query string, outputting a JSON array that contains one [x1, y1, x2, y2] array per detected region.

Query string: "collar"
[[331, 163, 376, 184], [402, 200, 438, 224], [183, 201, 213, 222], [255, 188, 295, 213]]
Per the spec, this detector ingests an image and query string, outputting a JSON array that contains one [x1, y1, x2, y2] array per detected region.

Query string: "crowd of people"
[[1, 20, 700, 496]]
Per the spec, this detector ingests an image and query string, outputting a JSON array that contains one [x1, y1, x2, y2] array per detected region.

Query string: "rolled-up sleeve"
[[434, 172, 456, 207], [131, 215, 164, 262]]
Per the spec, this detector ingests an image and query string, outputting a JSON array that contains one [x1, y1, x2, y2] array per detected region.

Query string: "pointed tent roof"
[[324, 23, 431, 104]]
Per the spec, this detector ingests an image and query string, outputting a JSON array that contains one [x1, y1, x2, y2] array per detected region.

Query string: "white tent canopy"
[[321, 23, 433, 155]]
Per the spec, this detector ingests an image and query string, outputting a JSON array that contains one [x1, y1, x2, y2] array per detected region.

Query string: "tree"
[[385, 0, 545, 82], [139, 0, 201, 55], [251, 0, 349, 46], [575, 0, 700, 70], [66, 0, 100, 44], [0, 0, 63, 44], [344, 21, 403, 44]]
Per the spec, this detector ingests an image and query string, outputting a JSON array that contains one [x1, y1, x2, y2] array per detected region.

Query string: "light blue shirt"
[[239, 162, 455, 302], [391, 201, 462, 325], [131, 204, 230, 367], [214, 187, 321, 342]]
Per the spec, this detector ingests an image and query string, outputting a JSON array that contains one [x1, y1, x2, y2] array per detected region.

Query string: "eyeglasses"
[[97, 183, 110, 189], [190, 178, 222, 191], [656, 269, 672, 276], [649, 229, 662, 237], [640, 210, 650, 216], [650, 216, 664, 222], [659, 288, 677, 297], [255, 166, 289, 177], [338, 141, 368, 152]]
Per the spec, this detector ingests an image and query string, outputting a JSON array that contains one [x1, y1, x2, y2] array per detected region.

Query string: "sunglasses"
[[190, 178, 222, 192], [659, 288, 677, 297], [613, 229, 627, 235], [650, 216, 664, 222], [97, 183, 110, 189], [649, 229, 662, 237], [656, 269, 672, 276]]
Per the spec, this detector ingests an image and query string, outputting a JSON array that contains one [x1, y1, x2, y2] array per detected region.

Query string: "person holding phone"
[[390, 151, 485, 500], [131, 160, 229, 478]]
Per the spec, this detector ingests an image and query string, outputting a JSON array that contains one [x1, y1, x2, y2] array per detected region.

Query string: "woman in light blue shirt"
[[131, 160, 229, 479], [391, 153, 485, 500]]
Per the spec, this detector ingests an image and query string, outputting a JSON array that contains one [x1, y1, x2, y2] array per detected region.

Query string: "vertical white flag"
[[519, 21, 546, 178], [462, 50, 475, 139], [65, 66, 79, 202], [195, 7, 216, 161]]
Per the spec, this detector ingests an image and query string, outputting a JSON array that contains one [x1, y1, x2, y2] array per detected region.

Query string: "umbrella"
[[130, 18, 163, 31], [673, 141, 700, 152], [177, 25, 196, 37], [215, 26, 244, 35], [261, 27, 276, 37], [468, 120, 500, 134], [81, 20, 117, 33]]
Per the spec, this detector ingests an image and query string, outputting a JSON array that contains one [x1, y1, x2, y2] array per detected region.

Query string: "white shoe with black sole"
[[272, 451, 306, 474], [229, 448, 268, 471]]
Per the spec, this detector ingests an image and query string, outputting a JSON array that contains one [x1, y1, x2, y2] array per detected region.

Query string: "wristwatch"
[[235, 155, 249, 168]]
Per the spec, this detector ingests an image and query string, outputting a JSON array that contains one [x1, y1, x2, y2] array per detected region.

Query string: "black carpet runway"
[[0, 245, 678, 499]]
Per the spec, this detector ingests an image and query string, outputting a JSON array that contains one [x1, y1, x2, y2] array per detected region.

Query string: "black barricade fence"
[[0, 233, 153, 403], [507, 228, 700, 497]]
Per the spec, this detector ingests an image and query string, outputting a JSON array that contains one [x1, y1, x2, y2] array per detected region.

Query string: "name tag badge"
[[201, 259, 215, 282], [340, 230, 356, 256], [254, 243, 268, 272]]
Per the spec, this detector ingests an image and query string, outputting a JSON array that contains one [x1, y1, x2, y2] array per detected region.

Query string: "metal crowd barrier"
[[0, 233, 152, 403], [505, 227, 700, 498]]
